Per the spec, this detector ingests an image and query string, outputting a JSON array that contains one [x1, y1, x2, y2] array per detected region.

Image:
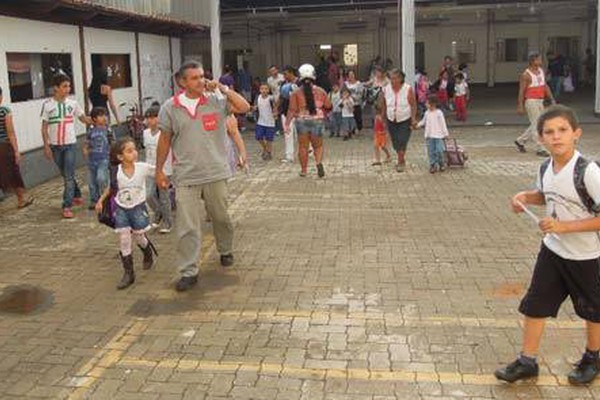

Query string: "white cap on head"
[[298, 64, 316, 80]]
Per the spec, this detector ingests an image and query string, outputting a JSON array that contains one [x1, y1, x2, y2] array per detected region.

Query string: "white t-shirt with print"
[[41, 97, 84, 145], [116, 162, 156, 209], [455, 82, 468, 97], [537, 151, 600, 260], [341, 97, 355, 118], [256, 95, 276, 127], [143, 129, 173, 176]]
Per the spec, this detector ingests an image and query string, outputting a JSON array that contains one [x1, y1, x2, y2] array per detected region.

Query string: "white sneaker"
[[281, 158, 292, 164], [159, 225, 172, 234]]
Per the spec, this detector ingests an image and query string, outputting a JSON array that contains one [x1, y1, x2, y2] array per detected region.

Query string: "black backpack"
[[539, 156, 600, 214]]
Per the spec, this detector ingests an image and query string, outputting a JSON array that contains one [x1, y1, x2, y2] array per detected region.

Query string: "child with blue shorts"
[[254, 84, 277, 161]]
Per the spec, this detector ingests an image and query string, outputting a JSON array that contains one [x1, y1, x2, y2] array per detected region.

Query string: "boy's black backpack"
[[539, 156, 600, 214]]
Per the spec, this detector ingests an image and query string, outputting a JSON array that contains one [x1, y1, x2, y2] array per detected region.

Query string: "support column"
[[210, 0, 223, 79], [78, 25, 89, 114], [596, 0, 600, 114], [486, 10, 496, 88], [402, 0, 415, 84]]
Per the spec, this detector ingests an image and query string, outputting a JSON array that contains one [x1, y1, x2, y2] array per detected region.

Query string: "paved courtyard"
[[2, 122, 600, 399]]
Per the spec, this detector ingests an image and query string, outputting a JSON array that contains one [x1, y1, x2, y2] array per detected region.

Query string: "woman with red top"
[[287, 64, 332, 178]]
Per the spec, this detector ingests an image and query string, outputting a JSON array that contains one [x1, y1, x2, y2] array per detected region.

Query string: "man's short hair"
[[178, 61, 202, 79]]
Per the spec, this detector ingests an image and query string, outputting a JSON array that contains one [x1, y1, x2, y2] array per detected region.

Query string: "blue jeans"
[[329, 112, 342, 136], [146, 177, 173, 227], [88, 159, 109, 205], [51, 144, 81, 208], [550, 76, 562, 98], [426, 138, 446, 167]]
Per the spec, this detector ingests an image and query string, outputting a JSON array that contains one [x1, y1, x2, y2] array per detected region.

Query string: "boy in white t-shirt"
[[143, 106, 173, 233], [253, 84, 277, 161], [41, 74, 92, 218], [496, 105, 600, 385]]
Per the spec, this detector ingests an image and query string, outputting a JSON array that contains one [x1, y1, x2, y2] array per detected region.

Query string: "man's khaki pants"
[[516, 99, 545, 152], [176, 179, 233, 277]]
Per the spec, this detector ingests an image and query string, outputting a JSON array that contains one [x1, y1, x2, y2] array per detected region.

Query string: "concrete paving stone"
[[4, 127, 600, 399]]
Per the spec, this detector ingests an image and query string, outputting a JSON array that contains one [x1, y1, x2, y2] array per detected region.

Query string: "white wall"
[[0, 16, 84, 152], [0, 17, 183, 153], [139, 33, 172, 105], [83, 27, 139, 122]]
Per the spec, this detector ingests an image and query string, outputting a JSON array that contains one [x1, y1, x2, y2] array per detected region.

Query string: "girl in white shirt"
[[96, 137, 157, 290], [417, 95, 449, 174]]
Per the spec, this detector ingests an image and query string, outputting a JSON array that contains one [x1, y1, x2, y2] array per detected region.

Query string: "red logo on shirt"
[[201, 113, 219, 131]]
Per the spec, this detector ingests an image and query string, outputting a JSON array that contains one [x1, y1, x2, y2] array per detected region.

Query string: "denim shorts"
[[295, 118, 326, 137], [114, 203, 151, 233]]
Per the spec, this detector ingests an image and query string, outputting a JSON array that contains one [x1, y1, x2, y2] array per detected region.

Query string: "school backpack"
[[444, 137, 468, 167], [539, 156, 600, 214], [253, 96, 275, 121]]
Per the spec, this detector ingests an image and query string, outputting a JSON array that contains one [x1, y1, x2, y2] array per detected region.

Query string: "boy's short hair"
[[283, 65, 296, 75], [53, 74, 71, 87], [0, 86, 3, 96], [90, 106, 108, 120], [455, 73, 465, 80], [537, 105, 580, 136], [427, 94, 440, 107], [144, 106, 160, 118]]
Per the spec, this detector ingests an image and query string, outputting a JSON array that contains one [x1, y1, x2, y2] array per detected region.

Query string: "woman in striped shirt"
[[0, 86, 33, 209]]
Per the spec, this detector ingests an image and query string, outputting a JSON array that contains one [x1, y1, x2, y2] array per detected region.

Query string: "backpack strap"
[[573, 156, 600, 214], [539, 158, 551, 193]]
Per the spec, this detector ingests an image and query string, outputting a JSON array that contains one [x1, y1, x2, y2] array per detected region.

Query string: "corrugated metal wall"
[[85, 0, 212, 26]]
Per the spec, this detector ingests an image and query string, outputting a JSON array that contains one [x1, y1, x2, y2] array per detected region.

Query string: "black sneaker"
[[220, 254, 234, 267], [536, 149, 550, 157], [175, 275, 198, 292], [494, 358, 539, 383], [568, 355, 600, 385], [514, 141, 526, 153], [317, 163, 325, 178]]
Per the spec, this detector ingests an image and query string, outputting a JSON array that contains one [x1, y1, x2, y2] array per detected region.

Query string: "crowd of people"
[[5, 49, 600, 387]]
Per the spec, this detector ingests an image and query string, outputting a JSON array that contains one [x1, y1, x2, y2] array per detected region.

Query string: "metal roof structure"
[[0, 0, 206, 36], [220, 0, 589, 14]]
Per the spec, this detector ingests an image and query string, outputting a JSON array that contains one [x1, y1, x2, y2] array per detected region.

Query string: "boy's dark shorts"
[[519, 244, 600, 323], [255, 125, 276, 142]]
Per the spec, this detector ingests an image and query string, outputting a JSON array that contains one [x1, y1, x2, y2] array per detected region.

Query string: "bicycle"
[[113, 96, 154, 149]]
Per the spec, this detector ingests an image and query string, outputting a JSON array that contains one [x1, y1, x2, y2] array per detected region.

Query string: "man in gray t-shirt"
[[156, 61, 250, 292]]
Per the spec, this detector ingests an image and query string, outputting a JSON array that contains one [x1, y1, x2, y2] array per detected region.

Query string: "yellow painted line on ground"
[[116, 357, 583, 387], [66, 233, 217, 399], [176, 308, 584, 330]]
